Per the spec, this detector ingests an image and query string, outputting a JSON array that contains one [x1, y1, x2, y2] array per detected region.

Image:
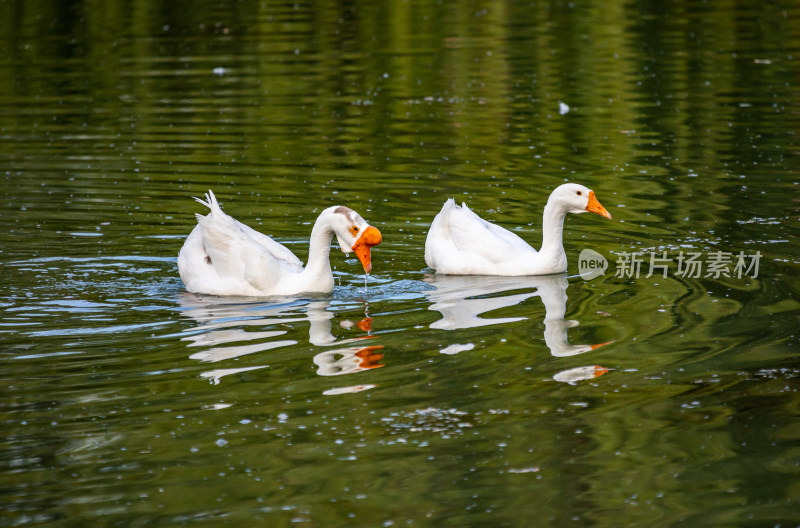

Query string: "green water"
[[1, 1, 799, 526]]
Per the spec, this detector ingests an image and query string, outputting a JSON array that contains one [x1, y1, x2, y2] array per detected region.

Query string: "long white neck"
[[539, 275, 595, 358], [538, 202, 568, 262], [300, 214, 336, 290], [540, 275, 574, 357]]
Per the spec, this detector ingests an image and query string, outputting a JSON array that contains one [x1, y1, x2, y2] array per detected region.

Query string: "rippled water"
[[2, 1, 799, 526]]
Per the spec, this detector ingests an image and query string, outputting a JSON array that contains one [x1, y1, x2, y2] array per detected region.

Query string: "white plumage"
[[424, 183, 611, 276], [178, 191, 381, 296]]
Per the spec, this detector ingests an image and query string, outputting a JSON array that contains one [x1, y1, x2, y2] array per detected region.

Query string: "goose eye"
[[576, 191, 582, 196], [350, 226, 359, 236]]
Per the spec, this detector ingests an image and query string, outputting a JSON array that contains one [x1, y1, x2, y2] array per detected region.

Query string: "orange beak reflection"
[[586, 191, 612, 219], [355, 345, 384, 370], [352, 226, 382, 274]]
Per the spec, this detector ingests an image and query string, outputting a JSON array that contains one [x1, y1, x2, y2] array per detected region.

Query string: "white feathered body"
[[178, 192, 382, 296], [424, 199, 566, 275], [424, 184, 610, 276], [178, 193, 324, 296]]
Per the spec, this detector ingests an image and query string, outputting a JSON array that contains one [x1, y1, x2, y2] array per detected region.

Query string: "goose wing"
[[178, 191, 303, 294], [425, 199, 535, 273], [448, 201, 535, 257]]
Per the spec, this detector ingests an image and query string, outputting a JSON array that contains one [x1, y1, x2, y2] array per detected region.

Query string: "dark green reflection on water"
[[1, 0, 799, 526]]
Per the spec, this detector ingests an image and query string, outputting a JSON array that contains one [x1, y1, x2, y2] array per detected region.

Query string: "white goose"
[[178, 191, 382, 296], [424, 183, 611, 275]]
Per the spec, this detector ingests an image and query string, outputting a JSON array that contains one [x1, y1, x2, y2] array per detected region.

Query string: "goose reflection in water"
[[177, 293, 381, 384], [423, 274, 611, 382], [313, 345, 385, 376]]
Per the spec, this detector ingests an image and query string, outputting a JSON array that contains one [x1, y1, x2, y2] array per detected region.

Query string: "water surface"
[[1, 1, 799, 526]]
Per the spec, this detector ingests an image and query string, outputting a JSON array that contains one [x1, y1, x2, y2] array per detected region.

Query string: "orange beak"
[[586, 190, 612, 219], [351, 226, 382, 274]]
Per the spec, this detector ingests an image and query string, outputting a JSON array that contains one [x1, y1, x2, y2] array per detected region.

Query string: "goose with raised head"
[[178, 191, 382, 296], [424, 183, 611, 276]]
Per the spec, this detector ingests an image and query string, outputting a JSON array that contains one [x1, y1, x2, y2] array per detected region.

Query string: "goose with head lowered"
[[178, 191, 382, 296], [424, 183, 611, 276]]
